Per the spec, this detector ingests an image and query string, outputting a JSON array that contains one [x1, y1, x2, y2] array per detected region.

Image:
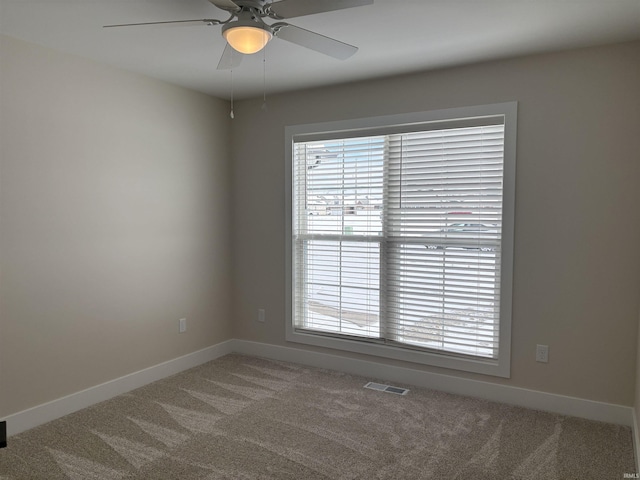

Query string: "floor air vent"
[[364, 382, 409, 395]]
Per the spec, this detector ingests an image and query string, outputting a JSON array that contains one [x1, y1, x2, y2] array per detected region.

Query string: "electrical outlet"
[[257, 308, 265, 323], [179, 318, 187, 333], [536, 344, 549, 363]]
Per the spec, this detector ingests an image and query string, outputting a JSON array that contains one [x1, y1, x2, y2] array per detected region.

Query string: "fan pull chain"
[[261, 46, 268, 111], [230, 66, 235, 119]]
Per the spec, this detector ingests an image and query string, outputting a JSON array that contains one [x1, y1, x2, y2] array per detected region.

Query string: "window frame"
[[285, 102, 517, 378]]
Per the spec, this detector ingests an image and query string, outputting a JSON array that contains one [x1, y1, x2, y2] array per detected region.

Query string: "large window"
[[285, 103, 516, 377]]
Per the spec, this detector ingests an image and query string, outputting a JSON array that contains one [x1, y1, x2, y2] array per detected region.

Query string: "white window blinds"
[[385, 126, 504, 359], [289, 105, 515, 374], [293, 138, 384, 339]]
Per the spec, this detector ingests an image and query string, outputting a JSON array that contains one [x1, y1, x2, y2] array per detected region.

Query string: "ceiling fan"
[[104, 0, 373, 70]]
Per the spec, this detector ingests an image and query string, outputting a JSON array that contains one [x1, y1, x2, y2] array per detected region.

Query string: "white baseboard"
[[4, 338, 633, 439], [4, 340, 235, 436], [633, 409, 640, 473], [231, 339, 634, 427]]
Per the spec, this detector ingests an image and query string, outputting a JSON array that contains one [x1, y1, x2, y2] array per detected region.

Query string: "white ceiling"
[[1, 0, 639, 100]]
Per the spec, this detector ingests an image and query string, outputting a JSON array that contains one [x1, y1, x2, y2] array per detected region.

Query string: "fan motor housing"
[[231, 0, 269, 12]]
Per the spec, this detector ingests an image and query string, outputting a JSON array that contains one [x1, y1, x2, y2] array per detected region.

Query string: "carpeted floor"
[[0, 354, 635, 479]]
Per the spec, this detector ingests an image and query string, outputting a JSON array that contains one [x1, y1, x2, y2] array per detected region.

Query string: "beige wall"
[[0, 35, 232, 417], [231, 41, 640, 406], [1, 34, 639, 419]]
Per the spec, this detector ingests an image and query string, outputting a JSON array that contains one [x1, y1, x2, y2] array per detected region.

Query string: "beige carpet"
[[0, 354, 635, 479]]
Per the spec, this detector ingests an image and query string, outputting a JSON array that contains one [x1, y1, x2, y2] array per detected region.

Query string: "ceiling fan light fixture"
[[222, 21, 273, 54]]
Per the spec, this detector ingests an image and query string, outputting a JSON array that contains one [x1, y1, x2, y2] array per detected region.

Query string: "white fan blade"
[[208, 0, 240, 11], [217, 43, 243, 70], [103, 19, 220, 28], [269, 0, 373, 19], [274, 24, 358, 60]]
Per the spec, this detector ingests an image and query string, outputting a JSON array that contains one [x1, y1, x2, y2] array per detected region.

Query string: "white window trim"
[[285, 102, 517, 378]]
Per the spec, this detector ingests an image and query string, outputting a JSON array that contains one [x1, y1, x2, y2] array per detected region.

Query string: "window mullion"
[[380, 135, 391, 342]]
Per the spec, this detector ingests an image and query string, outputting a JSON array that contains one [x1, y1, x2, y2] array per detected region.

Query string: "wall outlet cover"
[[536, 344, 549, 363]]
